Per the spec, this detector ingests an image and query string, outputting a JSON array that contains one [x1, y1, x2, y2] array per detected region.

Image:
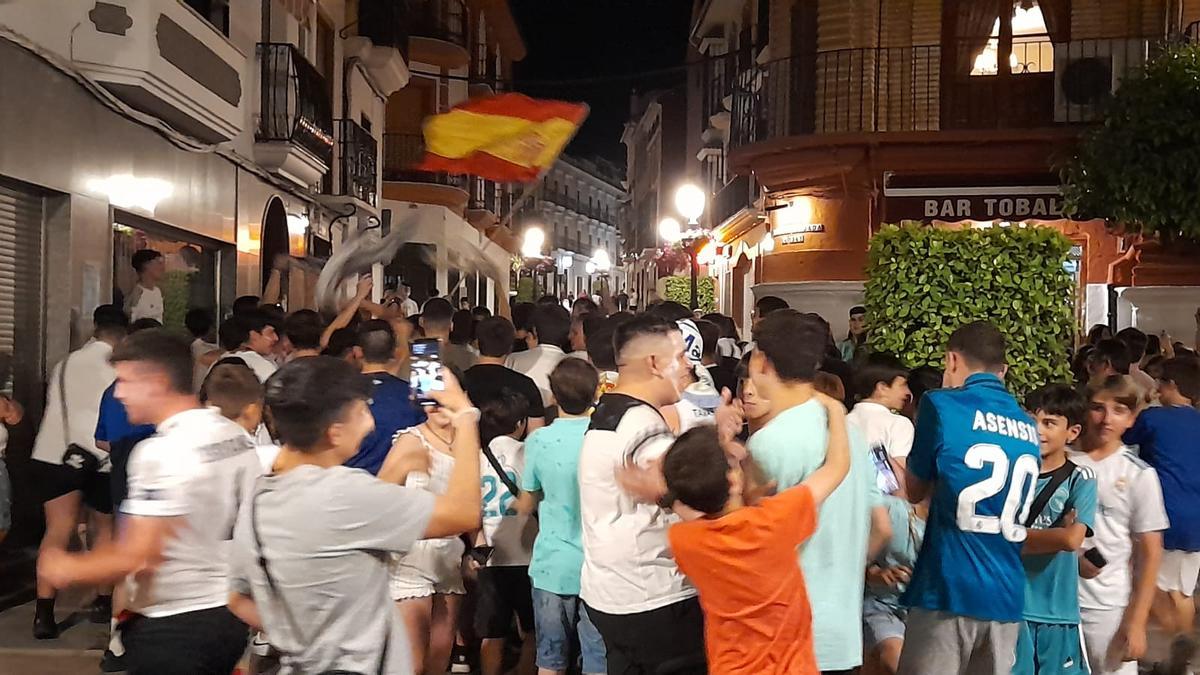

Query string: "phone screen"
[[870, 445, 901, 495], [410, 339, 444, 406]]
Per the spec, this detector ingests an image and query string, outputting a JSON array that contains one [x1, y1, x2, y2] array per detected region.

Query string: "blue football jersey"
[[902, 373, 1041, 623]]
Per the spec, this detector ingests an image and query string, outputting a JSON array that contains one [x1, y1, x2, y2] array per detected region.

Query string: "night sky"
[[509, 0, 694, 165]]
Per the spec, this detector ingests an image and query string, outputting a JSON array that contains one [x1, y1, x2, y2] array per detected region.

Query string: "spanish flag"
[[417, 93, 589, 183]]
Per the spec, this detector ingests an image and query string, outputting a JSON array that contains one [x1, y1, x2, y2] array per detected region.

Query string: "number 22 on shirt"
[[956, 443, 1039, 542], [482, 472, 518, 517]]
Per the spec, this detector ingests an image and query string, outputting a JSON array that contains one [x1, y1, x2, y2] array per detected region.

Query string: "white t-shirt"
[[578, 393, 695, 614], [480, 436, 537, 567], [228, 350, 278, 383], [847, 401, 915, 460], [31, 340, 115, 468], [506, 345, 567, 407], [1069, 446, 1169, 611], [191, 338, 218, 362], [122, 408, 262, 618], [126, 284, 164, 323], [400, 298, 419, 318]]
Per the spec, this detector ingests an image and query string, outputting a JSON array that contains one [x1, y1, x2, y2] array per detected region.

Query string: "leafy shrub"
[[1061, 41, 1200, 239], [663, 276, 715, 312], [865, 223, 1075, 395]]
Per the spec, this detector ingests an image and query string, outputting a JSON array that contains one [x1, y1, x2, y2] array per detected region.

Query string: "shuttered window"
[[0, 180, 45, 405]]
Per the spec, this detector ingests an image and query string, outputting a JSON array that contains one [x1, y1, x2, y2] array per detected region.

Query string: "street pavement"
[[0, 591, 107, 674]]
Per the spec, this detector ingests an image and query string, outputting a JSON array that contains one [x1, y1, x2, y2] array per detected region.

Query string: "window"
[[112, 220, 222, 336], [183, 0, 230, 36], [962, 1, 1056, 77]]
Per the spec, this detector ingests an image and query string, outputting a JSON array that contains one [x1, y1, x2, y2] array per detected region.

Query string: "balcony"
[[382, 133, 469, 213], [337, 120, 378, 207], [699, 49, 749, 139], [711, 175, 754, 229], [730, 37, 1161, 148], [254, 43, 334, 187], [407, 0, 469, 69], [50, 0, 244, 143], [345, 0, 411, 97]]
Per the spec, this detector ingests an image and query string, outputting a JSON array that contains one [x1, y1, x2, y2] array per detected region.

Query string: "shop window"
[[112, 220, 221, 337]]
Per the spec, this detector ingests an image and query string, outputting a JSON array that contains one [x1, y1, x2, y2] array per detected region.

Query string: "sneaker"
[[449, 644, 471, 674], [32, 610, 58, 640], [90, 595, 113, 624], [100, 649, 127, 673]]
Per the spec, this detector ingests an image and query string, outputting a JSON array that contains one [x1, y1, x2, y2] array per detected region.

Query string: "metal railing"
[[711, 175, 754, 228], [256, 43, 334, 166], [357, 0, 410, 58], [408, 0, 467, 49], [337, 120, 378, 206], [699, 50, 750, 128], [731, 36, 1162, 147], [382, 133, 466, 187]]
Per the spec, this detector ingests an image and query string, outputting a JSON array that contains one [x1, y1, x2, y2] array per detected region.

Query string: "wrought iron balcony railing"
[[731, 36, 1163, 147], [337, 119, 378, 206], [256, 43, 334, 166], [382, 133, 467, 188]]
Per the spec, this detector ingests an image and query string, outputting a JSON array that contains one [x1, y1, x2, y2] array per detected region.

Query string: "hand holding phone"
[[410, 339, 445, 407]]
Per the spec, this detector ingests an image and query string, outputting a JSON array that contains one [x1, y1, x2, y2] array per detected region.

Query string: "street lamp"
[[521, 226, 545, 259], [662, 184, 708, 310]]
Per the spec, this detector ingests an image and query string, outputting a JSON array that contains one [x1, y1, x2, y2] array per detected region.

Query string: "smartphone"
[[870, 445, 901, 495], [1083, 548, 1108, 569], [410, 338, 444, 407]]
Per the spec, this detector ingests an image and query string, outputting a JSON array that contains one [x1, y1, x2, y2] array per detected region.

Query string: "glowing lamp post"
[[662, 185, 708, 310]]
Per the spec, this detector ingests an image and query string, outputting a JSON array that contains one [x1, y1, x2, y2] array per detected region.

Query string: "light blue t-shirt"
[[903, 373, 1041, 623], [1023, 462, 1097, 624], [749, 399, 880, 671], [868, 494, 926, 610], [521, 416, 591, 595]]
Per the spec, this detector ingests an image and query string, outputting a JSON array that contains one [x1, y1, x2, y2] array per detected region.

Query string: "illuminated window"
[[970, 2, 1054, 76]]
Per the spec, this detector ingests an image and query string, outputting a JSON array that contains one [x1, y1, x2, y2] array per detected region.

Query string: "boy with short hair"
[[476, 391, 538, 675], [517, 358, 605, 675], [1016, 384, 1097, 675], [125, 250, 165, 323], [200, 363, 277, 472], [848, 353, 915, 486], [1070, 375, 1168, 675], [1123, 357, 1200, 638], [661, 392, 850, 674]]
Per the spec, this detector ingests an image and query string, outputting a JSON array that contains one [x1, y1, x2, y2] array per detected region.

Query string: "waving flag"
[[417, 93, 589, 183]]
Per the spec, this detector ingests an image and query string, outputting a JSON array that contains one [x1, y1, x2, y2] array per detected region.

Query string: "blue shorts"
[[531, 588, 606, 674], [1014, 621, 1089, 675], [863, 596, 906, 648]]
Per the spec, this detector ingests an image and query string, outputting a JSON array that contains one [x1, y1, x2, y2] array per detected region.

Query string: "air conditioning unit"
[[1054, 38, 1149, 123]]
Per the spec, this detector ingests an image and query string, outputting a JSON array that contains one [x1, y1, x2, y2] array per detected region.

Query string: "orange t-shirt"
[[668, 485, 819, 675]]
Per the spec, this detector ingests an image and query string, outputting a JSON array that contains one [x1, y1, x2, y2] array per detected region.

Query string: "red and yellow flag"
[[417, 93, 589, 183]]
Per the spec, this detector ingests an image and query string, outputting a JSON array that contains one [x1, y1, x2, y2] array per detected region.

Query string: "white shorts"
[[1157, 550, 1200, 596], [1080, 606, 1138, 675], [389, 537, 466, 600]]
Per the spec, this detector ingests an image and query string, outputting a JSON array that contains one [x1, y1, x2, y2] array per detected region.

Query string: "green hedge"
[[663, 276, 715, 312], [865, 223, 1075, 396]]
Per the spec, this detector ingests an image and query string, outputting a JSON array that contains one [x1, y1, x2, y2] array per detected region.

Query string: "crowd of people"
[[5, 252, 1200, 675]]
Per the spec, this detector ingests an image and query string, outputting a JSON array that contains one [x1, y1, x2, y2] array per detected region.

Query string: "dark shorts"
[[29, 459, 113, 514], [474, 565, 535, 639], [586, 597, 707, 675], [108, 436, 140, 510], [122, 606, 248, 675]]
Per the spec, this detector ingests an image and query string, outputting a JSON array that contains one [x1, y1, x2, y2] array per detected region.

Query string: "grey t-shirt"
[[230, 465, 435, 674]]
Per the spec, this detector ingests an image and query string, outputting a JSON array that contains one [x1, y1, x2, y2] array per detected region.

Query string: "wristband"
[[451, 407, 481, 423]]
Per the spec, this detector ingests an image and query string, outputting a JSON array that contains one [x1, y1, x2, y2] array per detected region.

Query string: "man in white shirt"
[[398, 283, 420, 318], [124, 250, 165, 324], [38, 329, 262, 674], [847, 354, 915, 493], [578, 314, 706, 674], [30, 304, 127, 639], [507, 305, 570, 407], [1070, 375, 1168, 674], [221, 310, 279, 383]]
